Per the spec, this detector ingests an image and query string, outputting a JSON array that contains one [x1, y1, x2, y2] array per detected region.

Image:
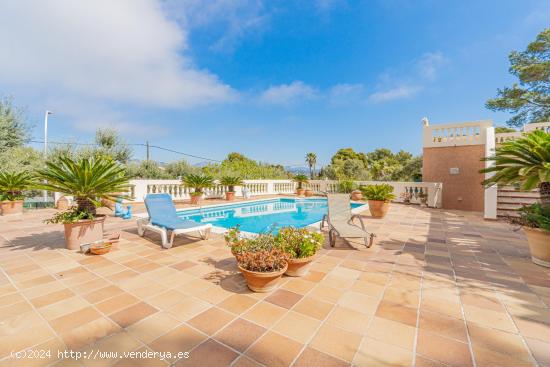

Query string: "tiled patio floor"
[[1, 201, 550, 366]]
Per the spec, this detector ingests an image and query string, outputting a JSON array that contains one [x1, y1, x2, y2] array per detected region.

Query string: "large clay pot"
[[226, 191, 235, 201], [296, 188, 305, 197], [190, 194, 202, 205], [351, 190, 363, 201], [63, 215, 105, 250], [368, 200, 390, 218], [524, 227, 550, 267], [285, 256, 315, 277], [0, 200, 24, 215], [238, 263, 288, 292], [304, 189, 313, 197]]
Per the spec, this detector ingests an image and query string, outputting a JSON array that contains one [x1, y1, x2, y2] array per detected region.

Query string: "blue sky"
[[1, 0, 549, 167]]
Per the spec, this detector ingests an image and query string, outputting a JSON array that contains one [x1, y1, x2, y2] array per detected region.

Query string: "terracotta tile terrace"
[[1, 198, 550, 367]]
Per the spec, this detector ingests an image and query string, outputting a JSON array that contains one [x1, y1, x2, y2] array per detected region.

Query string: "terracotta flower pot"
[[285, 255, 316, 277], [238, 263, 288, 292], [304, 189, 313, 197], [523, 227, 550, 267], [351, 190, 363, 201], [296, 188, 305, 196], [190, 194, 202, 205], [63, 215, 105, 250], [226, 191, 235, 201], [368, 200, 390, 218], [0, 200, 24, 216]]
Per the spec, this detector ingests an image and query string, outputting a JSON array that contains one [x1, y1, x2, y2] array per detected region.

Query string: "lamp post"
[[43, 111, 53, 204]]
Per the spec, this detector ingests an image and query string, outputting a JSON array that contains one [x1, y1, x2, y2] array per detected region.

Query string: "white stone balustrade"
[[128, 179, 443, 208], [494, 122, 550, 146], [423, 120, 492, 148]]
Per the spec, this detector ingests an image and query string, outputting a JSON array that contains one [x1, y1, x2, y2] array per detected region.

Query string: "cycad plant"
[[293, 174, 309, 190], [482, 130, 550, 205], [220, 176, 244, 193], [0, 171, 35, 201], [360, 184, 396, 201], [182, 174, 215, 196], [35, 156, 130, 216]]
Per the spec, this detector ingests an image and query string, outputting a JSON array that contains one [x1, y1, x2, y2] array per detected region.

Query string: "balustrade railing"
[[423, 120, 492, 148], [128, 179, 442, 208]]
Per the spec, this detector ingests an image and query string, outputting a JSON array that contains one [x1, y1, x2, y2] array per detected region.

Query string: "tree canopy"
[[202, 153, 288, 179], [486, 28, 550, 127], [0, 97, 29, 155], [323, 147, 422, 181]]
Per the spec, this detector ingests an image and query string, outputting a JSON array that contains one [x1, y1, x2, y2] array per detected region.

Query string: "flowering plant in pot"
[[276, 227, 323, 276], [225, 227, 289, 292], [0, 171, 34, 215], [182, 174, 214, 205], [220, 176, 243, 201], [36, 156, 130, 250], [481, 130, 550, 267], [293, 174, 309, 196], [361, 184, 396, 218]]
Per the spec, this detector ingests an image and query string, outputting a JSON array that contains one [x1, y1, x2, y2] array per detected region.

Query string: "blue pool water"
[[176, 198, 362, 234]]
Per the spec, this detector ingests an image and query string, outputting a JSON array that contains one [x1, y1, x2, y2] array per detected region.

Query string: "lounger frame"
[[137, 218, 212, 249]]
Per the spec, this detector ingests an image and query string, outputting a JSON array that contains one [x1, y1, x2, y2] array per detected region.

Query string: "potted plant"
[[36, 156, 130, 250], [338, 179, 354, 194], [276, 227, 324, 276], [225, 227, 289, 292], [182, 174, 215, 205], [361, 183, 396, 218], [293, 174, 309, 196], [304, 188, 314, 197], [481, 130, 550, 267], [220, 176, 243, 201], [0, 171, 35, 215]]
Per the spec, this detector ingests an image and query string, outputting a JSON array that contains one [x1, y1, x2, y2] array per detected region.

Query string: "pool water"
[[176, 198, 362, 234]]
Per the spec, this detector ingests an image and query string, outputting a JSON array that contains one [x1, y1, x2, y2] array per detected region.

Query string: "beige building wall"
[[423, 145, 485, 212]]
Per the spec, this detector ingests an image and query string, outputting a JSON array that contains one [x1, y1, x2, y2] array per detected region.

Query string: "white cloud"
[[328, 83, 364, 105], [163, 0, 269, 53], [0, 0, 236, 109], [368, 85, 422, 103], [260, 81, 318, 105], [416, 52, 448, 80]]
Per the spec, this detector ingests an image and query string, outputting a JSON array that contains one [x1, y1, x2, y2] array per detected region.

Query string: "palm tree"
[[35, 156, 131, 215], [305, 153, 317, 179], [182, 174, 215, 196], [0, 171, 35, 201], [482, 130, 550, 205]]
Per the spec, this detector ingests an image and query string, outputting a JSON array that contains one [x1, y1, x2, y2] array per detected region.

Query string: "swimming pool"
[[176, 198, 363, 234]]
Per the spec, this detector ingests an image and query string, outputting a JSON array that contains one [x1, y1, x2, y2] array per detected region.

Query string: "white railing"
[[494, 122, 550, 145], [423, 120, 492, 148], [128, 179, 443, 208]]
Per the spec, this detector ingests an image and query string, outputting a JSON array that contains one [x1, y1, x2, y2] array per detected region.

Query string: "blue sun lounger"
[[137, 193, 212, 248]]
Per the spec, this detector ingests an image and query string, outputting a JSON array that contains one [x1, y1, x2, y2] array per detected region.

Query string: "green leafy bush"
[[276, 227, 323, 258], [337, 179, 355, 194], [0, 171, 35, 201], [510, 203, 550, 231], [45, 206, 95, 224], [360, 184, 396, 201]]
